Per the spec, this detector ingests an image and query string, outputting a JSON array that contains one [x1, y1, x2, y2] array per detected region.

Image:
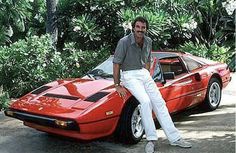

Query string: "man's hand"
[[145, 62, 150, 71], [115, 85, 127, 98]]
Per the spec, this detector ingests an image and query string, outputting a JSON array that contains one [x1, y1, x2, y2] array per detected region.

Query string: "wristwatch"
[[114, 83, 120, 87]]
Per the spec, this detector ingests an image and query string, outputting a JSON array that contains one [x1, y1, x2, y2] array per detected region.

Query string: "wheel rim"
[[209, 82, 221, 107], [131, 105, 144, 139]]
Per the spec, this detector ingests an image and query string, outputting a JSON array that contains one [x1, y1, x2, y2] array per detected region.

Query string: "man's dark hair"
[[132, 16, 149, 30]]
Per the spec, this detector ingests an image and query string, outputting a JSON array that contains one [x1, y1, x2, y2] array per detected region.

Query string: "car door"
[[153, 56, 201, 113], [180, 55, 206, 105]]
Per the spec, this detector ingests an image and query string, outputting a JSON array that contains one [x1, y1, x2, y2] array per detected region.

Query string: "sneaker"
[[170, 138, 192, 148], [145, 141, 155, 153]]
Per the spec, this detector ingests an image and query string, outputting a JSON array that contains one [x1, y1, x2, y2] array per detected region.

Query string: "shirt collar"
[[130, 33, 148, 47]]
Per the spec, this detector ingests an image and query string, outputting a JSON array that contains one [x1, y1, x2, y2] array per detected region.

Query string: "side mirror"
[[163, 72, 175, 80]]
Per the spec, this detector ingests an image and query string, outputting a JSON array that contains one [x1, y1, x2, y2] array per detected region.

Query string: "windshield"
[[93, 56, 113, 75], [85, 56, 114, 79], [86, 55, 164, 82]]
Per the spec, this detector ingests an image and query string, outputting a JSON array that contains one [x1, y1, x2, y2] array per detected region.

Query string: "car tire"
[[203, 77, 222, 111], [115, 99, 144, 144]]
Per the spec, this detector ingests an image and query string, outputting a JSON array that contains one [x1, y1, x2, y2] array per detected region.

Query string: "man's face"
[[133, 21, 147, 38]]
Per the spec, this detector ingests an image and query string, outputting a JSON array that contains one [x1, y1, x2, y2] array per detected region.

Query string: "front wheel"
[[115, 99, 144, 144], [203, 78, 222, 111]]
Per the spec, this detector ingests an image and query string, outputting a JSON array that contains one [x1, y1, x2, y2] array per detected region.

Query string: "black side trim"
[[85, 92, 109, 102], [44, 93, 79, 100], [4, 109, 79, 131], [32, 86, 52, 94]]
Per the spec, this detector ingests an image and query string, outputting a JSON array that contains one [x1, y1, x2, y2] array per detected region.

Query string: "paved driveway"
[[0, 74, 235, 153]]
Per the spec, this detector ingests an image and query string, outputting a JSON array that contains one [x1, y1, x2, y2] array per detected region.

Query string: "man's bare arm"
[[113, 63, 121, 85], [113, 63, 126, 98]]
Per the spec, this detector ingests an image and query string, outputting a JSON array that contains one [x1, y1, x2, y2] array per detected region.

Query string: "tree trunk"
[[46, 0, 58, 49]]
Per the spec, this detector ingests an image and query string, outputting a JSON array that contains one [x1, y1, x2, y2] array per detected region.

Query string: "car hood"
[[10, 79, 114, 118], [44, 78, 114, 99]]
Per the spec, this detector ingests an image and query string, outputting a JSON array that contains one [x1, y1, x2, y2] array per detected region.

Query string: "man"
[[113, 16, 192, 153]]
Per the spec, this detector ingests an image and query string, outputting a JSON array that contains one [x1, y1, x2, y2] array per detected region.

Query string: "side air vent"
[[85, 92, 109, 102], [44, 93, 80, 100], [32, 86, 52, 94]]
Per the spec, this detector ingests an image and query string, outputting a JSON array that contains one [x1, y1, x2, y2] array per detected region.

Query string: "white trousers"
[[121, 68, 181, 142]]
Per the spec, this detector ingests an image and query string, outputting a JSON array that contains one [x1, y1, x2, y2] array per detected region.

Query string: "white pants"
[[121, 68, 181, 142]]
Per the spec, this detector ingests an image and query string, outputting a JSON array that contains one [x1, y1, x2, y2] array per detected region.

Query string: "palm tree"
[[46, 0, 58, 49]]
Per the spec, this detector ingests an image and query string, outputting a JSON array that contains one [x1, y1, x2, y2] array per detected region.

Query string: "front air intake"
[[32, 86, 52, 94], [85, 92, 109, 102]]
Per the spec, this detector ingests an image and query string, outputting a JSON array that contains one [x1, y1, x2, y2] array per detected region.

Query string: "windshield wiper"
[[87, 69, 113, 78], [86, 73, 113, 79], [86, 73, 95, 80], [96, 73, 113, 78]]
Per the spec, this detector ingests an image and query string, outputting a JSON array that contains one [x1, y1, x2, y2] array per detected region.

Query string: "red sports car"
[[5, 51, 231, 144]]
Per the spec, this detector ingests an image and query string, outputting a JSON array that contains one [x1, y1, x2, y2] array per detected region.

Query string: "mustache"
[[137, 31, 145, 33]]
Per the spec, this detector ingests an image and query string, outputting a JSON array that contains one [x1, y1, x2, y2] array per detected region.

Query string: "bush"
[[0, 86, 10, 111], [0, 35, 110, 98], [0, 34, 57, 97], [62, 42, 110, 76], [179, 42, 231, 62]]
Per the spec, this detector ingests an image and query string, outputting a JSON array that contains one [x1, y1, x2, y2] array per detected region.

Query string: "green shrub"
[[178, 42, 209, 57], [69, 14, 105, 50], [179, 42, 231, 62], [0, 34, 57, 97], [62, 42, 110, 76], [0, 35, 110, 98], [0, 86, 10, 111]]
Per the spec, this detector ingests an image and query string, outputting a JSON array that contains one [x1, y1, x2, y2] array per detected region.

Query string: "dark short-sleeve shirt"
[[113, 33, 152, 71]]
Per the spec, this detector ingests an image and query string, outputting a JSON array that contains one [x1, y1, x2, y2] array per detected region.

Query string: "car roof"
[[151, 50, 188, 59]]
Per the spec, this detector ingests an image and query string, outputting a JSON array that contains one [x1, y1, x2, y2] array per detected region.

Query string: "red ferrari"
[[5, 51, 231, 144]]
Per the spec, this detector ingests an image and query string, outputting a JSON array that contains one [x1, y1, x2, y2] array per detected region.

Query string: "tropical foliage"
[[0, 86, 9, 111], [0, 35, 109, 98], [0, 0, 46, 45], [179, 42, 230, 62]]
